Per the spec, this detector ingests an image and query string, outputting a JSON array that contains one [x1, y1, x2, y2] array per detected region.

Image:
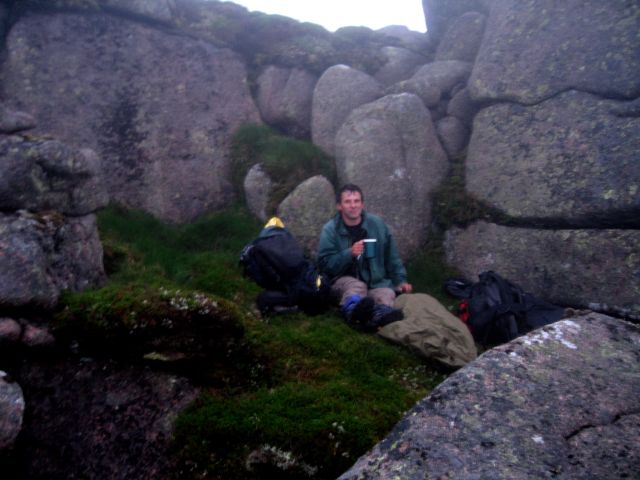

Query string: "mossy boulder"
[[54, 284, 253, 380]]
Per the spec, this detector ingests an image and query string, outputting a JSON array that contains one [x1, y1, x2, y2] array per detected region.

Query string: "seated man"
[[317, 183, 412, 330]]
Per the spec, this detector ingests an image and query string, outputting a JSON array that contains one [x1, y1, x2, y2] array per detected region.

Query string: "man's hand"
[[351, 240, 364, 257], [397, 282, 413, 294]]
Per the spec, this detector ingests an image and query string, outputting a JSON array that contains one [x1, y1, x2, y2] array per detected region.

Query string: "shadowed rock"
[[256, 66, 317, 139], [444, 221, 640, 316], [435, 115, 469, 158], [0, 106, 36, 134], [340, 314, 640, 479], [14, 359, 198, 479], [0, 137, 107, 216], [0, 211, 105, 308], [0, 374, 24, 452], [446, 86, 481, 126]]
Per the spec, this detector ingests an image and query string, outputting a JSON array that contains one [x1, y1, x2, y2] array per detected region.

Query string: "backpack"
[[445, 271, 565, 346], [240, 218, 331, 316]]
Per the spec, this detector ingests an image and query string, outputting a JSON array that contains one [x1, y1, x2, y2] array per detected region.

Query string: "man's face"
[[337, 190, 364, 225]]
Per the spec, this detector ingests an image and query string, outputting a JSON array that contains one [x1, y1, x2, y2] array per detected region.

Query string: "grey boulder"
[[466, 91, 640, 223], [311, 65, 383, 157], [340, 314, 640, 479], [335, 93, 448, 257], [256, 66, 317, 139], [0, 374, 24, 452], [0, 11, 260, 223], [243, 163, 274, 223], [277, 175, 336, 256], [468, 0, 640, 103], [435, 11, 486, 62], [0, 211, 105, 308], [0, 137, 107, 216]]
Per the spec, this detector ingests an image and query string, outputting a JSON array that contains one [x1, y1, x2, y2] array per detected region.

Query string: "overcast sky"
[[222, 0, 427, 32]]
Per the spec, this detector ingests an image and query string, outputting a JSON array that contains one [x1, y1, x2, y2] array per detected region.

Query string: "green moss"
[[173, 312, 445, 479], [231, 124, 336, 216], [58, 205, 451, 478], [431, 152, 511, 230]]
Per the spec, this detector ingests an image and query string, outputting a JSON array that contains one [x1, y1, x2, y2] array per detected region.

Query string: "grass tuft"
[[231, 124, 337, 215]]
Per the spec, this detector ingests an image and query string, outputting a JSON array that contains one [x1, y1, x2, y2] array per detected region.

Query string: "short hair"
[[336, 183, 364, 203]]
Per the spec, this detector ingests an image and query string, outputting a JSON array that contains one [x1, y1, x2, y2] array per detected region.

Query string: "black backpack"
[[445, 271, 565, 346], [240, 220, 331, 316]]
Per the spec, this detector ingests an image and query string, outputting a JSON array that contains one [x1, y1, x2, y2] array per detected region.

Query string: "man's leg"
[[367, 287, 396, 307], [331, 276, 374, 326], [367, 287, 403, 328], [331, 276, 367, 306]]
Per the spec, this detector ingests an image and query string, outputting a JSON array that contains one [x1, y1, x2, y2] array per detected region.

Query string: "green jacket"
[[317, 211, 407, 289]]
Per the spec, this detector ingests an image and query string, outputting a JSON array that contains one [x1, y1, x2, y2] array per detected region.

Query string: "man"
[[317, 184, 412, 330]]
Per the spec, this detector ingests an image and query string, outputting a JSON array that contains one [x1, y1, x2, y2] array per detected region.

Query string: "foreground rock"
[[13, 359, 198, 479], [340, 314, 640, 479], [0, 374, 24, 453]]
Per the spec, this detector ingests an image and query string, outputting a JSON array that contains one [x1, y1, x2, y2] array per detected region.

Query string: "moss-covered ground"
[[55, 204, 459, 479]]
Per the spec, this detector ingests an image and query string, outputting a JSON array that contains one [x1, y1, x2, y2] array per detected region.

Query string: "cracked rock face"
[[339, 313, 640, 479]]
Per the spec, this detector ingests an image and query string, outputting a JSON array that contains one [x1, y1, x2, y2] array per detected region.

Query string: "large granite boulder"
[[435, 115, 469, 158], [256, 66, 317, 139], [468, 0, 640, 103], [422, 0, 487, 42], [435, 11, 486, 62], [377, 25, 434, 55], [387, 60, 472, 108], [340, 314, 640, 479], [311, 65, 383, 157], [100, 0, 176, 22], [0, 211, 105, 308], [0, 106, 36, 134], [466, 91, 640, 224], [276, 175, 336, 256], [446, 86, 481, 126], [374, 46, 428, 87], [0, 11, 261, 223], [334, 93, 448, 257], [243, 163, 273, 223], [0, 374, 24, 453], [0, 136, 108, 216], [444, 221, 640, 315]]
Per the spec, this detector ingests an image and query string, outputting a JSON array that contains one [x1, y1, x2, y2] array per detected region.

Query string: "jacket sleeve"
[[317, 222, 353, 279], [384, 228, 407, 287]]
